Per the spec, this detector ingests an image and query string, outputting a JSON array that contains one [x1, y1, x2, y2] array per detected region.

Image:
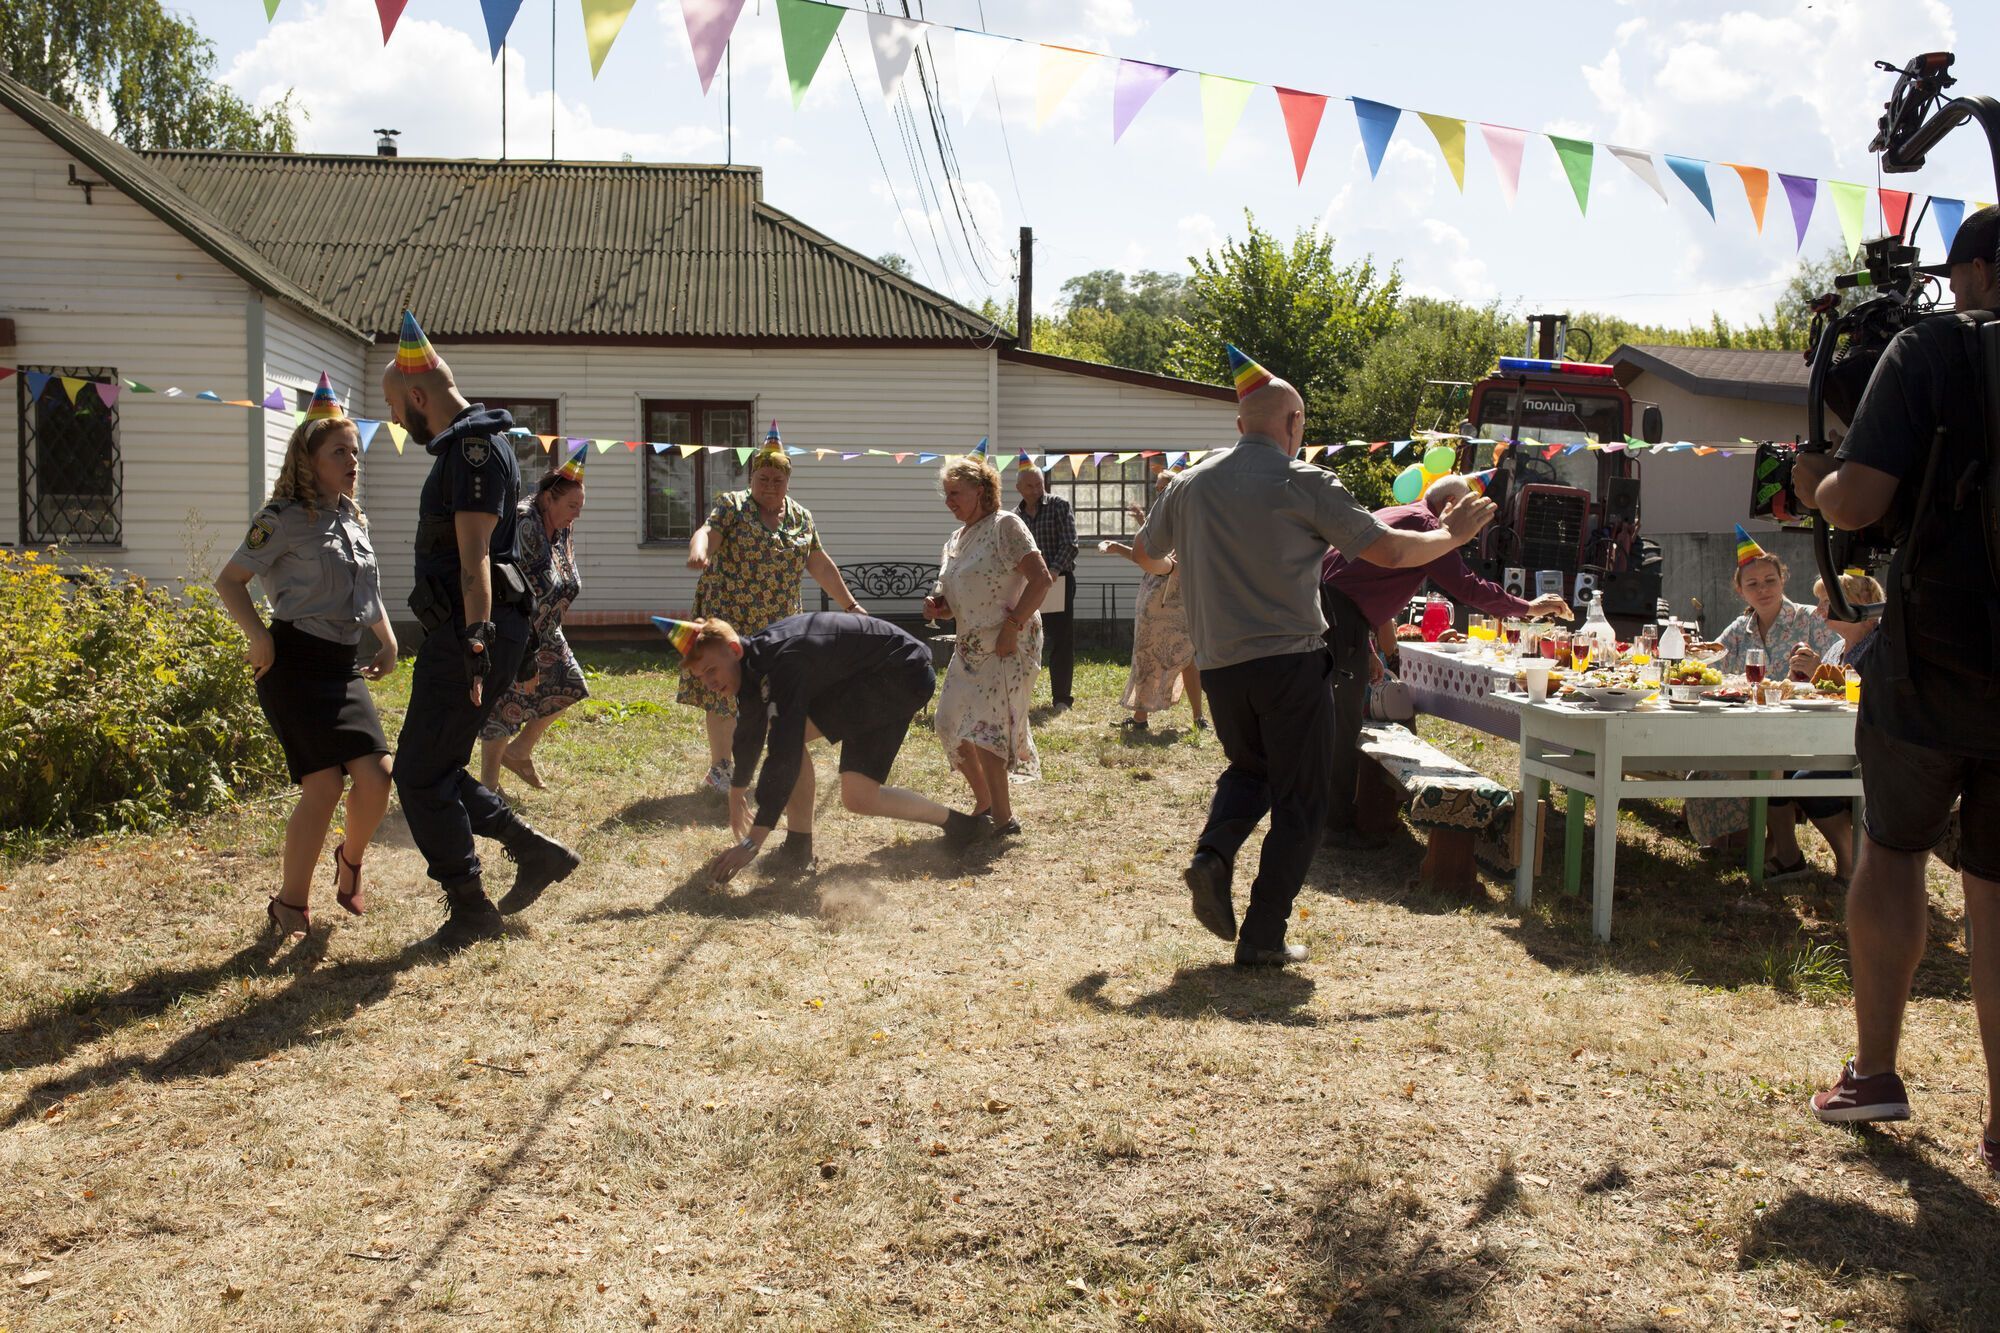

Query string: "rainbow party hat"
[[1734, 523, 1770, 568], [556, 443, 588, 482], [765, 420, 783, 447], [1464, 468, 1497, 495], [651, 616, 702, 656], [1225, 344, 1275, 401], [303, 372, 344, 421], [396, 310, 442, 374]]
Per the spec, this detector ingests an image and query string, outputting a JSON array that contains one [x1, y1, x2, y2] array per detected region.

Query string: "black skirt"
[[256, 620, 390, 783]]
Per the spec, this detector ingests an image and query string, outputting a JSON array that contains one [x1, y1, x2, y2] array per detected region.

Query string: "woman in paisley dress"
[[682, 431, 865, 794], [1100, 469, 1205, 732], [480, 460, 589, 792], [926, 455, 1054, 837]]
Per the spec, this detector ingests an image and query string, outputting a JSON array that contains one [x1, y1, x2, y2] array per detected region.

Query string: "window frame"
[[1046, 455, 1158, 543], [18, 365, 123, 547], [484, 396, 563, 479], [639, 398, 755, 545]]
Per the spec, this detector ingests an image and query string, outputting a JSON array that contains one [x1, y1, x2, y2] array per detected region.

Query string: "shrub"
[[0, 548, 283, 844]]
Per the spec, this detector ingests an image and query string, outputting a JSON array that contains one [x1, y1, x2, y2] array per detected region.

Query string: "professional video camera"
[[1749, 52, 2000, 621]]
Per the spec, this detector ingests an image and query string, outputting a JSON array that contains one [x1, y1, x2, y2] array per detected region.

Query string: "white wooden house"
[[0, 70, 1237, 632]]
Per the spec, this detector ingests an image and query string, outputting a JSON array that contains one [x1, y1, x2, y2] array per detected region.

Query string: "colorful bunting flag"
[[386, 423, 409, 454], [1111, 60, 1176, 144], [123, 378, 153, 393], [480, 0, 525, 57], [91, 381, 119, 408], [1548, 135, 1594, 215], [1200, 75, 1256, 170], [777, 0, 846, 107], [1933, 197, 1965, 254], [59, 377, 87, 403], [951, 29, 1015, 124], [1664, 155, 1714, 219], [1828, 180, 1866, 260], [1480, 124, 1526, 208], [374, 0, 408, 43], [261, 387, 288, 410], [1034, 45, 1098, 128], [1879, 187, 1912, 238], [682, 0, 749, 93], [1351, 98, 1401, 178], [355, 420, 381, 451], [1609, 146, 1667, 203], [1417, 112, 1466, 191], [867, 12, 925, 103], [1724, 163, 1769, 233], [1780, 173, 1817, 251], [582, 0, 639, 76]]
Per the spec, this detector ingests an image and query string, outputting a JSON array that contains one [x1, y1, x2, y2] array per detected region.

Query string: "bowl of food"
[[1666, 682, 1707, 706], [1577, 684, 1650, 711], [1706, 687, 1752, 705], [1687, 642, 1728, 666]]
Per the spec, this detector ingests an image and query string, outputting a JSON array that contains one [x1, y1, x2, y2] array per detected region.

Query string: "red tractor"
[[1438, 316, 1666, 630]]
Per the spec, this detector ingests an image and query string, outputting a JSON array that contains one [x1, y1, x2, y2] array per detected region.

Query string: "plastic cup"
[[1521, 660, 1553, 702]]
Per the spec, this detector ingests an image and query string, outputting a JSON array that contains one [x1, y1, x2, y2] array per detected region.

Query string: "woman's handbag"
[[1364, 647, 1415, 723]]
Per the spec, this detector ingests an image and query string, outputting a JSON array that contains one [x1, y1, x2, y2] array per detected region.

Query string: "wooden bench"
[[1354, 723, 1517, 893]]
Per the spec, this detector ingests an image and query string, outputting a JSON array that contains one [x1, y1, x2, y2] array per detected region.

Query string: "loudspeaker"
[[1574, 571, 1600, 602], [1503, 566, 1527, 597], [1605, 476, 1640, 527]]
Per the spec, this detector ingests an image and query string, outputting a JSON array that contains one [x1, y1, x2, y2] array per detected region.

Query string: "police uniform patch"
[[462, 437, 490, 469], [246, 518, 274, 551]]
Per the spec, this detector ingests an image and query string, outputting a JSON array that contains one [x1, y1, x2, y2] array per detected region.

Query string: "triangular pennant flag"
[[1780, 173, 1818, 251], [538, 435, 558, 452], [1480, 124, 1527, 208], [1723, 163, 1769, 232], [1352, 98, 1401, 178], [292, 409, 306, 428], [581, 0, 639, 77], [840, 452, 860, 461], [1664, 155, 1715, 219], [480, 0, 525, 58], [59, 377, 87, 403], [951, 29, 1015, 124], [1879, 187, 1912, 238], [866, 12, 925, 103], [1608, 146, 1668, 202], [162, 386, 183, 397], [1828, 180, 1867, 260], [598, 439, 620, 453], [261, 386, 288, 411], [735, 446, 753, 465], [679, 442, 703, 458], [894, 453, 911, 463], [1111, 60, 1176, 144], [918, 452, 940, 463], [354, 420, 381, 452], [91, 380, 120, 408], [1417, 112, 1466, 191], [1275, 88, 1329, 183], [264, 0, 281, 16], [1034, 45, 1098, 128], [1933, 197, 1965, 256], [123, 379, 153, 393], [1200, 74, 1257, 170], [682, 0, 748, 93], [1115, 451, 1138, 464], [1547, 135, 1594, 215], [374, 0, 408, 43], [386, 423, 409, 454], [197, 390, 222, 401], [777, 0, 847, 108]]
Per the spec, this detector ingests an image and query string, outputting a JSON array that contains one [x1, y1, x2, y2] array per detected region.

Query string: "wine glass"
[[1744, 647, 1766, 686]]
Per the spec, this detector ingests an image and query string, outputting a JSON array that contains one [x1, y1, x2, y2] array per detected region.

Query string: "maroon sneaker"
[[1980, 1138, 1998, 1175], [1809, 1060, 1912, 1124]]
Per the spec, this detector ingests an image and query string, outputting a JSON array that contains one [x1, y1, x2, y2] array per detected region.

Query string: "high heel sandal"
[[266, 895, 311, 938], [331, 842, 366, 916]]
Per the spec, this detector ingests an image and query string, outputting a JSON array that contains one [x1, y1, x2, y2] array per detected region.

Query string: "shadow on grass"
[[1296, 1180, 1509, 1328], [1068, 966, 1318, 1027], [594, 791, 720, 835], [1741, 1129, 2000, 1325]]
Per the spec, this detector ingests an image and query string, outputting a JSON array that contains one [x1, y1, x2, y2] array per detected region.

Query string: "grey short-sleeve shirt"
[[1138, 434, 1385, 669], [227, 496, 384, 645]]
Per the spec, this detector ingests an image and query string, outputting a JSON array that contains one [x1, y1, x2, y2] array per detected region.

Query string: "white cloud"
[[226, 0, 719, 161], [1176, 212, 1221, 263], [1081, 0, 1143, 40]]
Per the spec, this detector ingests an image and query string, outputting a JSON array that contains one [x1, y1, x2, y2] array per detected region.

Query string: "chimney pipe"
[[1016, 225, 1033, 351], [374, 128, 400, 158]]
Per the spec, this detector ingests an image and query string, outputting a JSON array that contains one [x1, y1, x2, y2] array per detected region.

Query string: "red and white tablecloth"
[[1397, 643, 1522, 740]]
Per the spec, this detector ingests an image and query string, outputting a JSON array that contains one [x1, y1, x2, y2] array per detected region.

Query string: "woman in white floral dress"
[[926, 455, 1054, 837]]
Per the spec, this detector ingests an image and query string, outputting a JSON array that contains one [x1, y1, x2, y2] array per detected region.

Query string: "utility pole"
[[1016, 225, 1033, 350], [500, 41, 508, 159]]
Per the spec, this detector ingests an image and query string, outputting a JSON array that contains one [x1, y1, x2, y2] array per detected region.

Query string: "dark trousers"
[[1196, 649, 1337, 950], [1320, 585, 1374, 833], [394, 610, 530, 885], [1044, 572, 1075, 706]]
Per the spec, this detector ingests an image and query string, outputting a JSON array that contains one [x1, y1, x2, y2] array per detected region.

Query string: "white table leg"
[[1516, 735, 1539, 910], [1592, 794, 1620, 942]]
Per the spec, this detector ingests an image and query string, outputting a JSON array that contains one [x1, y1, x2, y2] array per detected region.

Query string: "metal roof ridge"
[[751, 198, 1004, 343]]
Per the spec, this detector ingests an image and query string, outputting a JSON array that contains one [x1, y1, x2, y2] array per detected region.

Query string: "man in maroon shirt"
[[1320, 475, 1571, 844]]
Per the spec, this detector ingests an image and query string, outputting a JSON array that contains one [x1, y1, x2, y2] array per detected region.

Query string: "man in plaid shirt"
[[1014, 466, 1077, 712]]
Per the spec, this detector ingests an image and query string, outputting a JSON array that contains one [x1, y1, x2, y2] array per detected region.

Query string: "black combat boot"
[[495, 819, 580, 915], [429, 876, 505, 952]]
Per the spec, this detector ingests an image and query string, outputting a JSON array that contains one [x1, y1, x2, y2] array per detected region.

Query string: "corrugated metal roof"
[[140, 150, 1004, 344], [0, 69, 363, 340], [1609, 343, 1811, 406]]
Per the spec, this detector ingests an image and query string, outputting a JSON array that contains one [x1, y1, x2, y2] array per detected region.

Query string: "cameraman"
[[1791, 204, 2000, 1173]]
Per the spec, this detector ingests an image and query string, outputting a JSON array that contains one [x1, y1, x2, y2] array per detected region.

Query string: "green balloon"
[[1392, 463, 1425, 504], [1423, 444, 1458, 473]]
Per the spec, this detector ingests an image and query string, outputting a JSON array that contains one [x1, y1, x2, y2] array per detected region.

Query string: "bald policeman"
[[384, 312, 579, 951], [1136, 346, 1495, 966]]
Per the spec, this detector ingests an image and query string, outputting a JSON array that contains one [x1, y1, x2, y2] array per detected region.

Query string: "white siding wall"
[[1628, 373, 1805, 537], [356, 344, 996, 618], [0, 105, 252, 573], [261, 302, 366, 496]]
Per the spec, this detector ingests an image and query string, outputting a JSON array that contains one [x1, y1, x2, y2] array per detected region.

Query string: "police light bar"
[[1496, 357, 1617, 378]]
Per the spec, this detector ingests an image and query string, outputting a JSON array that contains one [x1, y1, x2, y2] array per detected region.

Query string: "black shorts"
[[809, 658, 935, 786], [1856, 721, 2000, 879]]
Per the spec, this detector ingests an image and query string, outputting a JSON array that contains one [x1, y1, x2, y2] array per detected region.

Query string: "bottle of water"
[[1579, 591, 1619, 662]]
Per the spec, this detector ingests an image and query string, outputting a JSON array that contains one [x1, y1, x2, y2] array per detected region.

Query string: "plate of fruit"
[[1706, 687, 1752, 705]]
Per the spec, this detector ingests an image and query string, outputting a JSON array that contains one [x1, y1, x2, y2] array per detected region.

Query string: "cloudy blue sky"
[[174, 0, 1993, 328]]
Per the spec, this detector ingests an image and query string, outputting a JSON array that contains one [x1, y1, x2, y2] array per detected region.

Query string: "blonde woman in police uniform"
[[215, 380, 398, 938]]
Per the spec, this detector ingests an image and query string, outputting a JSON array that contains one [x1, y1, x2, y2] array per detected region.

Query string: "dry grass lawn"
[[2, 646, 1997, 1331]]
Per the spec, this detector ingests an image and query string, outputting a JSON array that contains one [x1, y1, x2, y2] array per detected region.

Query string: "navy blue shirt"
[[414, 403, 520, 590]]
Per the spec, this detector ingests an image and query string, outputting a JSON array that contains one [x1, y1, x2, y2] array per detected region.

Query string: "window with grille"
[[642, 401, 751, 542], [486, 398, 562, 477], [1048, 456, 1156, 542], [18, 367, 121, 545]]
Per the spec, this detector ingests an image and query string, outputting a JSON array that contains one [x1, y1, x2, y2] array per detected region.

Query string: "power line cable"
[[834, 33, 946, 291]]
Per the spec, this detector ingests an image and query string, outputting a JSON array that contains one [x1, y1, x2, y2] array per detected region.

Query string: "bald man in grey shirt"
[[1139, 370, 1494, 965]]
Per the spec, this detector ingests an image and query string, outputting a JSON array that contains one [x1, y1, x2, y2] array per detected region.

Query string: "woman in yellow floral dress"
[[682, 433, 865, 793]]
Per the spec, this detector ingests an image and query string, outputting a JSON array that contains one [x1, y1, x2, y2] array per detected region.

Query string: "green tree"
[[1332, 298, 1512, 445], [877, 252, 913, 277], [0, 0, 299, 151]]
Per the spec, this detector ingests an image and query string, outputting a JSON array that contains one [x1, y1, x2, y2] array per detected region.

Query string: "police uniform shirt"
[[229, 496, 384, 645], [413, 403, 522, 589]]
